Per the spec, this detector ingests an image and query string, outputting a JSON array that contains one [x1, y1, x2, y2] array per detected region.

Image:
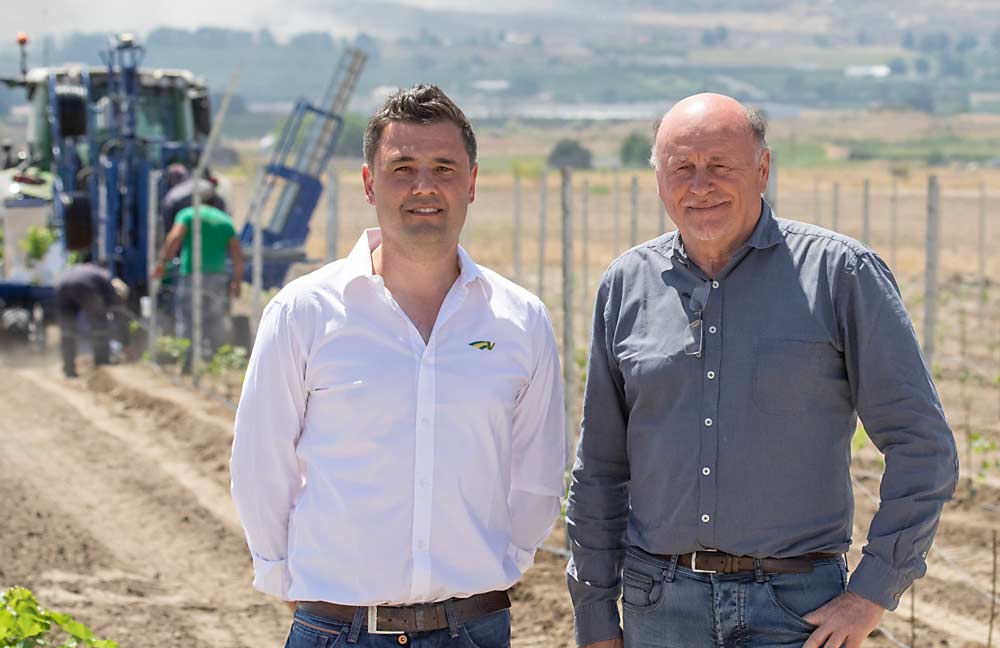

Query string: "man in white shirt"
[[231, 84, 566, 648]]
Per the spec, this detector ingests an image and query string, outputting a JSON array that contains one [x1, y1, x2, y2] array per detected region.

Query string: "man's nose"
[[411, 168, 438, 194], [689, 167, 713, 195]]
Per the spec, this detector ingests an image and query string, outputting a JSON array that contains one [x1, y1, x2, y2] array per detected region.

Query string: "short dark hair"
[[363, 84, 477, 168]]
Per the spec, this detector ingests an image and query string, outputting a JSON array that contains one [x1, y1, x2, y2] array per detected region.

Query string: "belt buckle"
[[367, 606, 404, 635], [690, 551, 718, 574]]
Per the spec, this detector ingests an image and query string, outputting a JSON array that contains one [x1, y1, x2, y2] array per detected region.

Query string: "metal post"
[[980, 181, 988, 296], [630, 175, 639, 247], [192, 189, 203, 379], [613, 174, 621, 254], [862, 179, 871, 245], [924, 175, 940, 366], [326, 167, 339, 263], [513, 171, 522, 283], [146, 170, 161, 363], [890, 178, 898, 271], [581, 179, 590, 316], [188, 65, 241, 382], [814, 178, 822, 227], [537, 171, 547, 299], [560, 166, 576, 482], [831, 182, 840, 232], [251, 173, 264, 331]]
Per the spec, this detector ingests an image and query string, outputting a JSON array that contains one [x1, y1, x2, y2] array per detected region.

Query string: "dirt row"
[[1, 357, 996, 646]]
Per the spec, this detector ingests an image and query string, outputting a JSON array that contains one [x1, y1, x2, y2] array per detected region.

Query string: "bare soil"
[[4, 160, 1000, 646]]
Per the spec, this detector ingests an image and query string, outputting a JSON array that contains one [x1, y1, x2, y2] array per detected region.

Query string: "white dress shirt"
[[231, 229, 566, 605]]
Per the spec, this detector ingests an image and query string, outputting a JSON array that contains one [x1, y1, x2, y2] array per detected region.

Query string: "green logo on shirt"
[[469, 340, 496, 351]]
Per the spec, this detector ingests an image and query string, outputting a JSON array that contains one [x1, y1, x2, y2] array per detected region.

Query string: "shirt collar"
[[336, 228, 486, 293]]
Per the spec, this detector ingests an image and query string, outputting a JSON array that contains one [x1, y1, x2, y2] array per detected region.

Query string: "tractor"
[[0, 32, 211, 343]]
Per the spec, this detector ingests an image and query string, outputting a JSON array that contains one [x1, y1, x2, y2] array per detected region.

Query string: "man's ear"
[[757, 148, 771, 194], [468, 164, 479, 203], [362, 164, 376, 205]]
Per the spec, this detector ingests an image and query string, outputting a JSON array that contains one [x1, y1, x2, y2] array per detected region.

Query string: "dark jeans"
[[285, 607, 510, 648], [56, 288, 111, 377], [622, 547, 847, 648]]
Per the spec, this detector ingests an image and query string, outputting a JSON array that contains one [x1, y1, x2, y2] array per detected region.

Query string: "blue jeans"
[[175, 273, 229, 365], [622, 547, 847, 648], [284, 607, 510, 648]]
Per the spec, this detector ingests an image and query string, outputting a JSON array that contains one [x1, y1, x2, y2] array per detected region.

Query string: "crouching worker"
[[55, 261, 128, 378]]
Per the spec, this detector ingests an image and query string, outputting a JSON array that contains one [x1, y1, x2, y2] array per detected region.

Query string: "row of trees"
[[901, 29, 1000, 54], [545, 132, 651, 170]]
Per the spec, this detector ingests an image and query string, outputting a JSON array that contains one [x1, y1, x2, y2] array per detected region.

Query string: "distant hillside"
[[1, 3, 1000, 121]]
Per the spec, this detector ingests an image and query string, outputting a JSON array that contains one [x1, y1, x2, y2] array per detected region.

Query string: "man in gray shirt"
[[566, 93, 958, 648]]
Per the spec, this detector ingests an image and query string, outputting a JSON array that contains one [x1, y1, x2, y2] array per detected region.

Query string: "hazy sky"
[[9, 0, 551, 42]]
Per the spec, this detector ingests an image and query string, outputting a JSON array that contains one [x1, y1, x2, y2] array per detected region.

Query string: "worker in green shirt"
[[155, 185, 244, 371]]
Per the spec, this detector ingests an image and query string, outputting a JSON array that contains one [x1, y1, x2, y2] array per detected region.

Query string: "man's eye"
[[393, 166, 411, 173], [436, 166, 455, 173]]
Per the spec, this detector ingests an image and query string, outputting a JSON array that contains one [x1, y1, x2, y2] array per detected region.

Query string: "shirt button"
[[398, 635, 409, 645], [893, 592, 900, 601], [417, 540, 426, 549], [701, 514, 711, 523], [706, 370, 716, 380], [702, 466, 711, 476], [711, 280, 720, 289], [708, 325, 718, 334], [922, 551, 928, 558], [704, 418, 713, 427]]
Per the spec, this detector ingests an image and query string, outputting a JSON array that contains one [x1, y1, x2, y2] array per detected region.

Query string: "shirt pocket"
[[304, 380, 371, 423], [752, 338, 826, 416]]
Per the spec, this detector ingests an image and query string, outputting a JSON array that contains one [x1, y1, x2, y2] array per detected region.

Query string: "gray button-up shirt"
[[566, 202, 958, 646]]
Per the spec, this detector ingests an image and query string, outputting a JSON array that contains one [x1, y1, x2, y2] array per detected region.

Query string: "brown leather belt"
[[297, 590, 510, 634], [669, 550, 841, 575]]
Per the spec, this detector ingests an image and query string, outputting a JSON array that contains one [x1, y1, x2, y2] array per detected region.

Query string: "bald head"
[[650, 92, 771, 263], [651, 94, 767, 169]]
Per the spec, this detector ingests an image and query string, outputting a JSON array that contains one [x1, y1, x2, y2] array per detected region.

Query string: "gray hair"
[[649, 104, 769, 169]]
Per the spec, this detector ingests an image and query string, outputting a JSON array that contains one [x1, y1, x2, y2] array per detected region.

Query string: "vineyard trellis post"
[[630, 175, 639, 248], [862, 178, 871, 245], [538, 171, 548, 300], [325, 167, 339, 262], [923, 175, 941, 368], [814, 178, 822, 228], [832, 181, 840, 232], [979, 181, 988, 312], [146, 170, 161, 364], [890, 177, 898, 271], [581, 179, 590, 320], [560, 168, 577, 507], [513, 171, 522, 284], [613, 173, 621, 254]]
